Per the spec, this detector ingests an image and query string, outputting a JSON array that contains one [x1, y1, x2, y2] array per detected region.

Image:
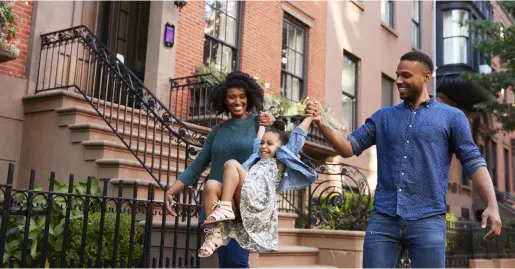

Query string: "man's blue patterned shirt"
[[348, 96, 487, 220]]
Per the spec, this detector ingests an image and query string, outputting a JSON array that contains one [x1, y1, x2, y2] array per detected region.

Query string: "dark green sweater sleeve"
[[177, 126, 218, 187]]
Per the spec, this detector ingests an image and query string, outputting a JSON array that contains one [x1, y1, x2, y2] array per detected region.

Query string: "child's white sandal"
[[204, 200, 235, 224], [198, 227, 224, 257]]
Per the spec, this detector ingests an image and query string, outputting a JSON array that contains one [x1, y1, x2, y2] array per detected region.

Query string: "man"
[[305, 51, 501, 268]]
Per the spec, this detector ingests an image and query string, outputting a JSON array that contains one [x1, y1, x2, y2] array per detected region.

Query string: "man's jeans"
[[363, 210, 446, 268]]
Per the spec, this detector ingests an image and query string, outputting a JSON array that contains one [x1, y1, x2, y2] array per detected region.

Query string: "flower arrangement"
[[263, 94, 344, 130], [0, 0, 27, 56]]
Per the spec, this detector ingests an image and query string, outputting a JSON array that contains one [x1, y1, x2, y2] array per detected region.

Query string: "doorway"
[[98, 1, 150, 82]]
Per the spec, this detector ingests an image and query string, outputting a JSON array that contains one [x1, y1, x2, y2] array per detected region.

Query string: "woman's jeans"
[[217, 239, 250, 268], [363, 210, 446, 268]]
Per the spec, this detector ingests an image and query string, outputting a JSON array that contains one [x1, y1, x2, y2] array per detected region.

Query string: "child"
[[198, 115, 317, 257]]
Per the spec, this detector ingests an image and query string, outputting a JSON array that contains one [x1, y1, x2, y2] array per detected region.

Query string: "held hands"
[[305, 100, 323, 123], [258, 111, 275, 126], [165, 192, 177, 216], [481, 205, 502, 240]]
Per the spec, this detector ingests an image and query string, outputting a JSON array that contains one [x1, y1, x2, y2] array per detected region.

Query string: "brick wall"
[[0, 1, 33, 79], [174, 1, 326, 104], [174, 1, 206, 79]]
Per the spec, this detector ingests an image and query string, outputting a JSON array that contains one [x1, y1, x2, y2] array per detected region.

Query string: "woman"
[[165, 71, 274, 268]]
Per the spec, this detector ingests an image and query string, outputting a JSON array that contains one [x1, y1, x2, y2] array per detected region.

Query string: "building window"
[[381, 75, 394, 107], [203, 0, 240, 72], [342, 52, 359, 131], [381, 0, 394, 27], [281, 16, 307, 102], [488, 140, 498, 187], [461, 208, 470, 221], [443, 9, 469, 65], [505, 149, 510, 192], [412, 1, 420, 49]]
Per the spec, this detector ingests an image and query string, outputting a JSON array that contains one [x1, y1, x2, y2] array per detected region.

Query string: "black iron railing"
[[169, 75, 228, 128], [278, 161, 372, 230], [35, 26, 207, 197], [0, 164, 202, 268]]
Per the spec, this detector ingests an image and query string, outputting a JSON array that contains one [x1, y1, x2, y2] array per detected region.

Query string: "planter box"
[[0, 46, 17, 63]]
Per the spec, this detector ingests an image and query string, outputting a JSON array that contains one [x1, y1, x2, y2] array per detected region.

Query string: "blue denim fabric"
[[218, 239, 250, 268], [241, 126, 317, 192], [348, 97, 487, 220], [363, 210, 446, 268]]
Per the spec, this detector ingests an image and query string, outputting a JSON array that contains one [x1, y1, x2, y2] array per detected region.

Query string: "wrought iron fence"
[[0, 163, 202, 268], [35, 25, 207, 195], [277, 160, 373, 230], [397, 220, 515, 268]]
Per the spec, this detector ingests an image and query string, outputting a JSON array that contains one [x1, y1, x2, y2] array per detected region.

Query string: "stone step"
[[56, 105, 156, 131], [258, 246, 319, 267], [278, 212, 298, 229], [69, 122, 204, 158], [81, 139, 191, 171], [278, 228, 301, 246], [95, 158, 205, 184], [107, 177, 205, 203]]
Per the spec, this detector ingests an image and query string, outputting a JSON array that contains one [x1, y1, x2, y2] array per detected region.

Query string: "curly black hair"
[[208, 71, 265, 115], [400, 51, 434, 74], [267, 120, 289, 145]]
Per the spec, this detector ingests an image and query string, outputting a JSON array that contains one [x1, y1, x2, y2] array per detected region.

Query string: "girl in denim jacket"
[[198, 115, 317, 257]]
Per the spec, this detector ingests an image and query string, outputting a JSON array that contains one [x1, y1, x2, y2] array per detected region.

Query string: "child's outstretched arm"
[[298, 115, 314, 131], [257, 124, 265, 139]]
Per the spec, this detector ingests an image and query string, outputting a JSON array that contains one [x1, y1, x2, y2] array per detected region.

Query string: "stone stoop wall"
[[470, 259, 515, 268], [298, 229, 364, 268]]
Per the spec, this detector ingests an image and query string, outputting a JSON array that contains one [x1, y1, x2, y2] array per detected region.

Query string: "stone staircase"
[[21, 89, 206, 201]]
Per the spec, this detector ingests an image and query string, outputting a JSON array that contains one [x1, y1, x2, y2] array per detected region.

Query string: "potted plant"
[[0, 0, 21, 63]]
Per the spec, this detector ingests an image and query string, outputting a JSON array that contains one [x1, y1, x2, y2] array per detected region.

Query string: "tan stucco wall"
[[470, 258, 515, 268], [324, 1, 434, 190], [144, 1, 179, 101], [0, 76, 27, 184]]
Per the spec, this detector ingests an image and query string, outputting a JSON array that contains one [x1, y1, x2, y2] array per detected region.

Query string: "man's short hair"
[[400, 51, 434, 74]]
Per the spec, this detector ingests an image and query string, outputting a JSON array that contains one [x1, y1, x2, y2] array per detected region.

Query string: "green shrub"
[[0, 178, 144, 267], [311, 192, 374, 231], [66, 212, 144, 267]]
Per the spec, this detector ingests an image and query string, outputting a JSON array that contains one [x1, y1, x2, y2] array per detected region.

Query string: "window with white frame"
[[342, 52, 359, 131], [381, 0, 394, 27], [443, 9, 469, 65], [281, 16, 307, 102], [203, 0, 240, 72], [412, 0, 420, 49]]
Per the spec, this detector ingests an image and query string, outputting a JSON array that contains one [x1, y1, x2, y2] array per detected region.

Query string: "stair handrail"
[[170, 73, 220, 88], [39, 26, 208, 191], [40, 25, 206, 149]]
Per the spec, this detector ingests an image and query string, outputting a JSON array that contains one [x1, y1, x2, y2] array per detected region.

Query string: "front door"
[[99, 1, 150, 82]]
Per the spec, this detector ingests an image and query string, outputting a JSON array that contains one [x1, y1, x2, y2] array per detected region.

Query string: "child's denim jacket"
[[241, 126, 317, 192]]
